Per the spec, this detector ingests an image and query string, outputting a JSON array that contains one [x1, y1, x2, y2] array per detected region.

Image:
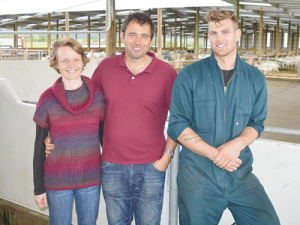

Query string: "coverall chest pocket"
[[233, 104, 253, 135], [193, 98, 216, 131]]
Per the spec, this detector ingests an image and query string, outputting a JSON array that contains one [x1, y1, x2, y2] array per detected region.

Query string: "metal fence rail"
[[0, 49, 49, 61], [1, 49, 300, 79], [264, 126, 300, 136]]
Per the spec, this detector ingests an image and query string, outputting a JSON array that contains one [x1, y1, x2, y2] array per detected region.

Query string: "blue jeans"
[[101, 161, 166, 225], [46, 185, 101, 225]]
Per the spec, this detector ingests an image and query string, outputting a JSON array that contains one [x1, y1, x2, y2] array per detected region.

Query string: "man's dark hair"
[[121, 12, 155, 39]]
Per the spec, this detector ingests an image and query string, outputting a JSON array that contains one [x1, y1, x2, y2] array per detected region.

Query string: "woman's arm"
[[33, 125, 48, 196]]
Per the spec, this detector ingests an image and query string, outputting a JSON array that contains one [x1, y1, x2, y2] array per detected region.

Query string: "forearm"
[[234, 126, 259, 150], [177, 127, 218, 161], [162, 136, 178, 160], [153, 136, 178, 171], [213, 126, 257, 171]]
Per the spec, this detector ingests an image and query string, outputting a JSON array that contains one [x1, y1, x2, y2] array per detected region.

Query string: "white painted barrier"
[[1, 78, 299, 224], [219, 139, 300, 225], [0, 59, 100, 102]]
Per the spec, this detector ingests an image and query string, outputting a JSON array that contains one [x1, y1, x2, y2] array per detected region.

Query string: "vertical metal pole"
[[254, 23, 257, 54], [87, 16, 91, 52], [169, 144, 180, 225], [180, 26, 182, 50], [264, 24, 268, 54], [14, 19, 18, 48], [56, 21, 59, 41], [292, 32, 295, 52], [106, 0, 116, 57], [65, 12, 70, 37], [99, 33, 101, 48], [275, 17, 280, 58], [245, 27, 248, 50], [48, 13, 51, 55], [237, 0, 240, 22], [170, 29, 172, 50], [157, 8, 162, 60], [118, 19, 121, 52], [296, 25, 299, 56], [287, 21, 291, 56], [239, 18, 243, 51], [258, 11, 263, 62], [163, 24, 166, 49], [205, 33, 208, 51], [194, 7, 199, 59], [30, 27, 33, 48], [174, 13, 177, 53]]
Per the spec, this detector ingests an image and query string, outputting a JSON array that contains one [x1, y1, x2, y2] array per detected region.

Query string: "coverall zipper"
[[222, 71, 237, 144]]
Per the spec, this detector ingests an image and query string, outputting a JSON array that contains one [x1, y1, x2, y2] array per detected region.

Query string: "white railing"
[[0, 48, 49, 61], [164, 55, 300, 79]]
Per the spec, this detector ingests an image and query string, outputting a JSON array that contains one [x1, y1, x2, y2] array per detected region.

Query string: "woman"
[[33, 37, 105, 225]]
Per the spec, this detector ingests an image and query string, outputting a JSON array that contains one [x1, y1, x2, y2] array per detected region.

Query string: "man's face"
[[208, 18, 241, 59], [121, 20, 153, 60]]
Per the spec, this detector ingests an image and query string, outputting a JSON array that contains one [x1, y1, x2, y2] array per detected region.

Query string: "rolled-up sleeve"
[[247, 74, 268, 137], [168, 69, 194, 141]]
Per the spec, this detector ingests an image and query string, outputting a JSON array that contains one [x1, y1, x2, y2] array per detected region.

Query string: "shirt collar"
[[210, 51, 245, 74], [119, 51, 157, 74]]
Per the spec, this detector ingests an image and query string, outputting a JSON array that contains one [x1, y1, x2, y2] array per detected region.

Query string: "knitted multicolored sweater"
[[33, 75, 105, 191]]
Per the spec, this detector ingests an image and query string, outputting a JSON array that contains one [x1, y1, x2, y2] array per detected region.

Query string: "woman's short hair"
[[49, 37, 90, 74]]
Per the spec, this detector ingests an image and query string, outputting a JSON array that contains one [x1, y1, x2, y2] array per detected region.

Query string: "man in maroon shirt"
[[46, 12, 177, 224]]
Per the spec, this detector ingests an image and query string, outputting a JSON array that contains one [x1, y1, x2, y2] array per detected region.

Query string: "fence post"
[[24, 49, 29, 60], [297, 60, 300, 79], [169, 144, 180, 225]]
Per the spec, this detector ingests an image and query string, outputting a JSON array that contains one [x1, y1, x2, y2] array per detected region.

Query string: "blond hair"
[[205, 10, 238, 30], [49, 37, 90, 74]]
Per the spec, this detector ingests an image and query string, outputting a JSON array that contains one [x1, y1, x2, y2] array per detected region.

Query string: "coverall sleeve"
[[167, 69, 194, 142], [247, 74, 268, 137]]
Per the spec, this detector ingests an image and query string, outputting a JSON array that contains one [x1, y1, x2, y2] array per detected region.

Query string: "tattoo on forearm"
[[193, 138, 202, 144], [183, 134, 202, 144], [182, 132, 197, 136]]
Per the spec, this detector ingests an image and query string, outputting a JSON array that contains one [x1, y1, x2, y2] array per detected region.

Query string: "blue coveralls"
[[168, 52, 280, 225]]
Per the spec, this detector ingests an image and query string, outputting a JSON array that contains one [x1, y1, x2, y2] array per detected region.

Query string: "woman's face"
[[56, 46, 84, 83]]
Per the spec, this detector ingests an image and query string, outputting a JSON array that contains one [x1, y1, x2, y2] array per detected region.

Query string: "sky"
[[0, 0, 232, 15]]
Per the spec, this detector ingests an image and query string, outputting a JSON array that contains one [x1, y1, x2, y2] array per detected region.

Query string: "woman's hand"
[[34, 193, 48, 208]]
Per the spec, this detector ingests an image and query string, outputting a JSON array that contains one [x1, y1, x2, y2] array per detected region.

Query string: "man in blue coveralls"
[[167, 10, 280, 224]]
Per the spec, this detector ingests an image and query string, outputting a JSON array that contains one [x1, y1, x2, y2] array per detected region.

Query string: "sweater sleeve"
[[33, 124, 48, 195]]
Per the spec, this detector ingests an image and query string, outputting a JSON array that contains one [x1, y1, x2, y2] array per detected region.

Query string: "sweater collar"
[[119, 51, 157, 74], [51, 75, 95, 114]]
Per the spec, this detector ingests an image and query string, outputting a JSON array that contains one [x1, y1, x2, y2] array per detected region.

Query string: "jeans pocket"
[[101, 160, 110, 169], [151, 162, 166, 173]]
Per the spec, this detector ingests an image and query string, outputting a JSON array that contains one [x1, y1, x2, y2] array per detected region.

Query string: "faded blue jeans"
[[46, 184, 101, 225], [101, 160, 166, 225]]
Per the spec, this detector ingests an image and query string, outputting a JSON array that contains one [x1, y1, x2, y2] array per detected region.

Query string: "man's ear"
[[150, 37, 154, 46], [236, 29, 242, 41], [120, 32, 125, 42]]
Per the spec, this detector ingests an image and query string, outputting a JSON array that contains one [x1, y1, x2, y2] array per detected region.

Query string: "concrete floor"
[[260, 78, 300, 144]]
